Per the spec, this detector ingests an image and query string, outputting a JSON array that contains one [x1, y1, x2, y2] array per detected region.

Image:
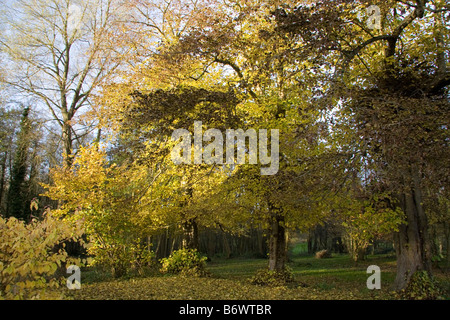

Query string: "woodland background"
[[0, 0, 449, 300]]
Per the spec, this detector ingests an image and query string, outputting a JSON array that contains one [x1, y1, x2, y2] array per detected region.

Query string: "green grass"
[[207, 253, 397, 282], [68, 253, 449, 300], [290, 242, 309, 256]]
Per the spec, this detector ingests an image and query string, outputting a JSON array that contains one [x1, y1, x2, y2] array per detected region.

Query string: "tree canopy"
[[0, 0, 448, 299]]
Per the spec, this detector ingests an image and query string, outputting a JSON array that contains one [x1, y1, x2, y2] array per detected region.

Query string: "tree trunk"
[[181, 218, 199, 250], [268, 208, 287, 272], [352, 244, 367, 263], [0, 152, 7, 211], [444, 221, 450, 270], [62, 121, 73, 167], [307, 229, 313, 254], [207, 230, 216, 257], [393, 173, 432, 290], [222, 231, 231, 258], [257, 226, 265, 257]]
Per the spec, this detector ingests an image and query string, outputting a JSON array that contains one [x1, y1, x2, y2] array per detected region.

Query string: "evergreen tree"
[[7, 106, 31, 220]]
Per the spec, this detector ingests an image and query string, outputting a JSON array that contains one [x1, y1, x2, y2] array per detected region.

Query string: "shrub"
[[315, 249, 331, 259], [45, 148, 159, 279], [250, 267, 294, 286], [0, 211, 84, 299], [160, 249, 207, 276], [399, 270, 445, 300], [91, 239, 155, 278]]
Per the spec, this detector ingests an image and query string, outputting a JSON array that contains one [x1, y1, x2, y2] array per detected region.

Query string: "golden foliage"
[[0, 211, 84, 300], [43, 145, 160, 277]]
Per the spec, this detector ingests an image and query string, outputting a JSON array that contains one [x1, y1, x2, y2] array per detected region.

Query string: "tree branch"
[[213, 56, 257, 99]]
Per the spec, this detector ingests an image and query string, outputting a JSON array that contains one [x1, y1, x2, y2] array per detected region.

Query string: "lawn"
[[66, 253, 450, 300]]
